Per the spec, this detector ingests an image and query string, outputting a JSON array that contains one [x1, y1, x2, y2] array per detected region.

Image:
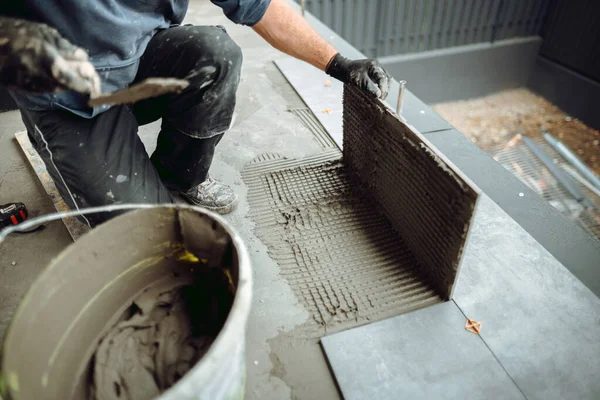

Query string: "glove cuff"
[[325, 53, 349, 83]]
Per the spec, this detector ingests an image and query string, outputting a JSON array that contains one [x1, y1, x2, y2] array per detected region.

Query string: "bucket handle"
[[0, 203, 213, 246]]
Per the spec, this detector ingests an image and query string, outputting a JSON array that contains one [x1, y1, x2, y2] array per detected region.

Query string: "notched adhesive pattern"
[[243, 150, 441, 338]]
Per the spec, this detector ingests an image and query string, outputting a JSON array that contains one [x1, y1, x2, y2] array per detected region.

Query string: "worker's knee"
[[220, 31, 243, 73], [182, 25, 243, 81], [213, 31, 242, 89]]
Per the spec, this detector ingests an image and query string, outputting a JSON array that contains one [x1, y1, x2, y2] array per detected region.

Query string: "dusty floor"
[[0, 110, 74, 340], [433, 88, 600, 175]]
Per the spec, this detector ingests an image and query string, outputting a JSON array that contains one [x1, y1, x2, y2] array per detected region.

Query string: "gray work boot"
[[180, 175, 238, 214]]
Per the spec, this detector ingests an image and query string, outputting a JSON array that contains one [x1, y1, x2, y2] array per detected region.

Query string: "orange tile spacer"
[[465, 318, 482, 334]]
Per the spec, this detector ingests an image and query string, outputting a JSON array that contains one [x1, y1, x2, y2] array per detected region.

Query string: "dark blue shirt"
[[2, 0, 270, 117]]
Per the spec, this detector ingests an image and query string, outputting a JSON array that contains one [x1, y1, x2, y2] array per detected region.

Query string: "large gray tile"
[[322, 301, 525, 400], [454, 195, 600, 400]]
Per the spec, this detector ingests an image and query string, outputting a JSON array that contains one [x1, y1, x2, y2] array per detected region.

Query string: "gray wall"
[[299, 0, 550, 58], [380, 37, 542, 104], [529, 0, 600, 131], [529, 56, 600, 131], [539, 0, 600, 83]]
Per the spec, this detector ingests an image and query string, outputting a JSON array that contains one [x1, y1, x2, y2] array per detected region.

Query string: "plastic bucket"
[[0, 205, 252, 399]]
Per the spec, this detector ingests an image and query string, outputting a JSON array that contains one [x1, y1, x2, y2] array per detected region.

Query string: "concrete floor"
[[0, 1, 341, 399], [0, 109, 74, 343]]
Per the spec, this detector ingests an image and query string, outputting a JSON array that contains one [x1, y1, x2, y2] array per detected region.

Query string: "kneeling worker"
[[0, 0, 391, 225]]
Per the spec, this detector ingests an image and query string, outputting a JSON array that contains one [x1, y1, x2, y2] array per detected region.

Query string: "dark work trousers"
[[18, 25, 242, 226]]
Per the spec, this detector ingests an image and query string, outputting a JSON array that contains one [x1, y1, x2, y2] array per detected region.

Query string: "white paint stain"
[[199, 80, 214, 90], [116, 174, 127, 183], [107, 191, 115, 199]]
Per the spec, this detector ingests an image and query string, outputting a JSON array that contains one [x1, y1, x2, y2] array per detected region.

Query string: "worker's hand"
[[0, 17, 101, 95], [325, 53, 391, 100]]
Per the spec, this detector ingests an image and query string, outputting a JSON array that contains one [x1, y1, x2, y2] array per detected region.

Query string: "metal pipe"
[[396, 80, 406, 117], [300, 0, 305, 16], [522, 136, 595, 209], [543, 133, 600, 191], [561, 164, 600, 198]]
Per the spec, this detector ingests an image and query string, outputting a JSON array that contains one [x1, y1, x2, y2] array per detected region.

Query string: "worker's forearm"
[[253, 0, 337, 71]]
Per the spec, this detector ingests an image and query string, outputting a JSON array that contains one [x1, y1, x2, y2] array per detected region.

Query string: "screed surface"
[[322, 301, 525, 400]]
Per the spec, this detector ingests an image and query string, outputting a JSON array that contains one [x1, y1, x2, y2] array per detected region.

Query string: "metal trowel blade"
[[88, 78, 189, 107]]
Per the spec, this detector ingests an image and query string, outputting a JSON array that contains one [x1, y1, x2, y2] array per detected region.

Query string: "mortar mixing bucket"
[[0, 204, 252, 400]]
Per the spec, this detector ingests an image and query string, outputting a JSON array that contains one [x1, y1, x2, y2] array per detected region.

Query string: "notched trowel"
[[88, 78, 189, 107]]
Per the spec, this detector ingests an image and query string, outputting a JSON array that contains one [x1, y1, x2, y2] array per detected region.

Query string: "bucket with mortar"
[[0, 204, 252, 400]]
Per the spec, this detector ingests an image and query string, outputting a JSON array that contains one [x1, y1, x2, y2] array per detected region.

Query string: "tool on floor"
[[0, 202, 28, 229], [0, 202, 46, 234]]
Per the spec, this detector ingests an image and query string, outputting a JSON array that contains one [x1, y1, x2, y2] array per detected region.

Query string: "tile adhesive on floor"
[[242, 85, 480, 338]]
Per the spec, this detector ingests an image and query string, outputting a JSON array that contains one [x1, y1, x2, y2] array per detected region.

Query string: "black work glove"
[[0, 17, 100, 95], [325, 53, 391, 100]]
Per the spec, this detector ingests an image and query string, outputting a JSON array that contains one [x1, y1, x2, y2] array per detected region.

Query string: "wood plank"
[[14, 131, 90, 241]]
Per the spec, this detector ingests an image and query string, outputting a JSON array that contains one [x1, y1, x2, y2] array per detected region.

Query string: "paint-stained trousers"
[[18, 25, 242, 226]]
